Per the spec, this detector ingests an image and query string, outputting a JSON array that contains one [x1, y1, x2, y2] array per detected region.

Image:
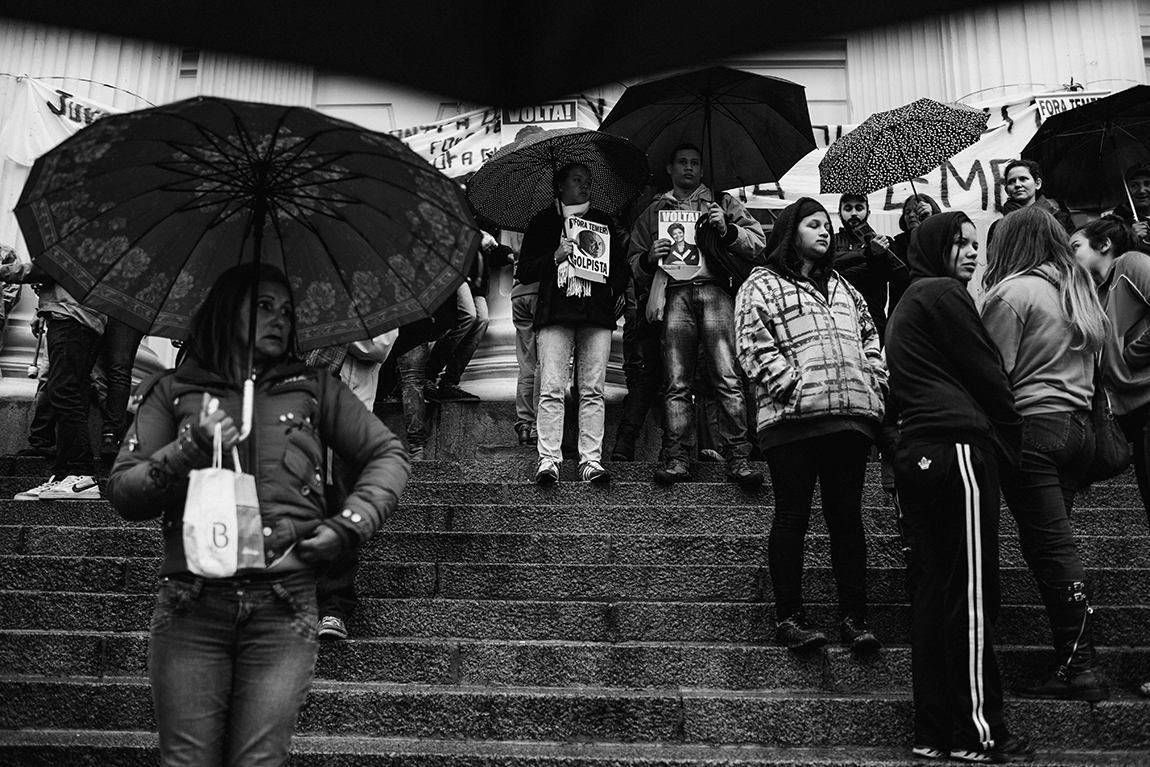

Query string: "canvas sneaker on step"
[[39, 474, 101, 500], [318, 615, 349, 641], [14, 476, 58, 501], [535, 458, 560, 485]]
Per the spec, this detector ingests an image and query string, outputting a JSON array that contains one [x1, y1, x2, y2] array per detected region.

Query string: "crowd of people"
[[5, 144, 1150, 765]]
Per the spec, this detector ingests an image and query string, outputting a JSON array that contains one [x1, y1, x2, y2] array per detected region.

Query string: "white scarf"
[[558, 200, 593, 298]]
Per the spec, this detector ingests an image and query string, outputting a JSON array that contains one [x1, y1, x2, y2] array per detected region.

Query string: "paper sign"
[[565, 216, 610, 283], [658, 210, 702, 281]]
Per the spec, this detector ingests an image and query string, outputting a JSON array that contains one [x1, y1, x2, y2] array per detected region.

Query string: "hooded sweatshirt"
[[885, 212, 1021, 467], [735, 197, 885, 449], [1096, 249, 1150, 414]]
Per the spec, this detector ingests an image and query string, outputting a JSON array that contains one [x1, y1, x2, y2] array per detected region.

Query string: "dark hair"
[[554, 162, 590, 196], [667, 222, 685, 235], [1004, 159, 1043, 182], [180, 263, 295, 382], [838, 193, 868, 208], [667, 143, 702, 165], [1078, 214, 1135, 256]]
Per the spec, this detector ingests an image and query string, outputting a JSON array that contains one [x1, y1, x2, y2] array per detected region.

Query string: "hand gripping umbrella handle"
[[239, 378, 254, 442]]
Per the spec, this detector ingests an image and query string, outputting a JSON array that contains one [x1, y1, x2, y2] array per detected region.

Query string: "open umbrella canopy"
[[819, 97, 988, 195], [1021, 85, 1150, 211], [599, 66, 816, 193], [465, 127, 649, 232], [15, 96, 480, 352]]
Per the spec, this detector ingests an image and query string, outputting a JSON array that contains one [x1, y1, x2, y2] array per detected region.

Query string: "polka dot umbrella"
[[819, 98, 989, 195]]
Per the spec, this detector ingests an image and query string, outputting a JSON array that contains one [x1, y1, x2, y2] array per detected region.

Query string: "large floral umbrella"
[[819, 98, 989, 195], [15, 96, 479, 436]]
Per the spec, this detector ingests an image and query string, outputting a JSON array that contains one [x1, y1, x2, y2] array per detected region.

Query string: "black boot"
[[610, 426, 638, 462], [1018, 580, 1109, 701]]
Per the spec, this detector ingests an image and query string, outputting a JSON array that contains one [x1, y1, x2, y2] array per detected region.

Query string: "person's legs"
[[44, 316, 100, 478], [1119, 406, 1150, 531], [439, 290, 488, 394], [696, 285, 752, 462], [764, 438, 821, 624], [25, 374, 55, 453], [536, 325, 576, 468], [149, 578, 234, 766], [396, 343, 430, 457], [426, 284, 476, 386], [815, 432, 872, 624], [512, 293, 539, 440], [227, 573, 319, 767], [613, 320, 663, 461], [574, 326, 611, 467], [99, 317, 145, 445], [659, 286, 698, 470]]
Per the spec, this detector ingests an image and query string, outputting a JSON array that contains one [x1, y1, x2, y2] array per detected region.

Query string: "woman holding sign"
[[108, 264, 410, 767], [517, 162, 628, 484]]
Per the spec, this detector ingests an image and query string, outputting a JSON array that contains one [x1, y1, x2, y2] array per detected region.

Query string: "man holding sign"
[[630, 143, 766, 488]]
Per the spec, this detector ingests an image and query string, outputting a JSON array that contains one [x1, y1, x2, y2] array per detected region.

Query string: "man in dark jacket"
[[832, 193, 907, 344], [885, 211, 1031, 763], [1109, 162, 1150, 254]]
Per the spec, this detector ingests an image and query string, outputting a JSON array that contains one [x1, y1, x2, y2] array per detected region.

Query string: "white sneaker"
[[14, 476, 58, 501], [39, 474, 101, 500]]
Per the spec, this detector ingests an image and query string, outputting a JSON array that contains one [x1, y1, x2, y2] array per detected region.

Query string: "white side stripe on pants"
[[956, 443, 992, 750]]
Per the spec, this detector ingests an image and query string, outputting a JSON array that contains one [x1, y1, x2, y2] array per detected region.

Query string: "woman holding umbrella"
[[108, 264, 411, 767], [981, 206, 1111, 702], [516, 162, 628, 484]]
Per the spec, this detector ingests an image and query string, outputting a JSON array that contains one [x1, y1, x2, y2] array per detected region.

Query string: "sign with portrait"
[[564, 215, 610, 283], [657, 209, 702, 281]]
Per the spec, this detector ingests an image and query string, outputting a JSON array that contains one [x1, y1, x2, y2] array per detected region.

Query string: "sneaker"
[[317, 615, 349, 640], [950, 734, 1035, 763], [579, 460, 610, 484], [1017, 667, 1108, 701], [840, 616, 882, 654], [14, 475, 57, 501], [912, 745, 945, 760], [776, 614, 828, 651], [100, 434, 120, 463], [535, 458, 559, 485], [726, 459, 765, 491], [699, 448, 724, 463], [39, 474, 101, 500], [653, 460, 692, 485], [438, 383, 480, 402], [16, 445, 54, 458], [516, 423, 537, 446], [1141, 681, 1150, 698]]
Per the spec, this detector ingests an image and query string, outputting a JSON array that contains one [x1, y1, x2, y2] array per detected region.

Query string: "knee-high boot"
[[1019, 580, 1109, 701]]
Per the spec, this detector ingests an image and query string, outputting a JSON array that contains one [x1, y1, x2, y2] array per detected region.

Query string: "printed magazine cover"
[[657, 209, 702, 281], [564, 216, 610, 283]]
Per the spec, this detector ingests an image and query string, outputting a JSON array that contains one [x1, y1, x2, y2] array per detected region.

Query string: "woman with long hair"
[[108, 263, 411, 766], [981, 205, 1110, 701], [516, 162, 628, 484], [735, 197, 885, 654]]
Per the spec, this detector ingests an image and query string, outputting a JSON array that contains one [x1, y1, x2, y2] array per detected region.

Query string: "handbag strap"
[[212, 423, 223, 469]]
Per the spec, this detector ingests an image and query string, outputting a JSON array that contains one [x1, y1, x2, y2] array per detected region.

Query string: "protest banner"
[[565, 215, 610, 283], [657, 209, 702, 282], [0, 77, 122, 166]]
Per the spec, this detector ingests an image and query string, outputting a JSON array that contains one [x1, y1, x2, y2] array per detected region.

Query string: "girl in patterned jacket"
[[735, 196, 885, 654]]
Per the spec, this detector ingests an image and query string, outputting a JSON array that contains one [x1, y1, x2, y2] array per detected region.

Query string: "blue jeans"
[[661, 283, 751, 464], [95, 317, 144, 440], [1001, 411, 1092, 586], [536, 325, 612, 464], [512, 293, 539, 428], [148, 571, 319, 767], [397, 343, 430, 451], [427, 285, 489, 388], [45, 316, 101, 476]]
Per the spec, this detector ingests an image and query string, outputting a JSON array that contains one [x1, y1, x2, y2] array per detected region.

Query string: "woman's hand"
[[554, 237, 574, 265], [297, 524, 343, 563], [197, 392, 239, 452]]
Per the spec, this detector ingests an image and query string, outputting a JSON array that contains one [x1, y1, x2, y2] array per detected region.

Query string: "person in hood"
[[735, 197, 885, 655], [630, 143, 765, 489], [981, 206, 1111, 704], [517, 162, 628, 485], [831, 193, 906, 344], [885, 211, 1031, 763], [1105, 163, 1150, 254]]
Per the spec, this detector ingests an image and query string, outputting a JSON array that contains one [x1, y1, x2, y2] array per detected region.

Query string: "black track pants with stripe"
[[894, 441, 1008, 753]]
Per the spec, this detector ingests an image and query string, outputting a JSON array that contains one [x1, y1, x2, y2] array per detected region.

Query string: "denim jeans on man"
[[661, 282, 752, 464], [148, 570, 318, 767], [512, 292, 539, 430], [427, 284, 489, 389], [97, 317, 145, 441], [1001, 411, 1093, 585], [536, 325, 612, 464], [397, 343, 430, 452], [45, 315, 101, 477]]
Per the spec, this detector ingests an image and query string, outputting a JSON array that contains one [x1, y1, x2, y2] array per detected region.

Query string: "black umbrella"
[[465, 127, 649, 232], [1021, 85, 1150, 211], [598, 66, 816, 193]]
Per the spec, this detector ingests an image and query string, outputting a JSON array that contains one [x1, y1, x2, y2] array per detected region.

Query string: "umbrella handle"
[[238, 378, 254, 442]]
